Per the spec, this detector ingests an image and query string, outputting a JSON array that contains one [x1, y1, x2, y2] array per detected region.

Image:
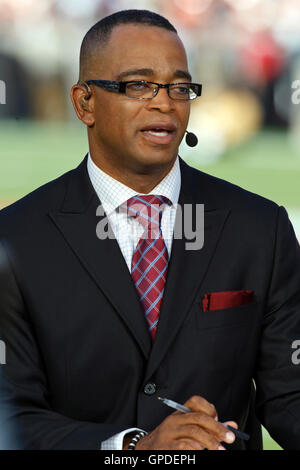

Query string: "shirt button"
[[143, 382, 157, 395]]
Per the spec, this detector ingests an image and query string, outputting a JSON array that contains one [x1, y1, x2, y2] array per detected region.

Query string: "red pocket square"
[[202, 290, 254, 312]]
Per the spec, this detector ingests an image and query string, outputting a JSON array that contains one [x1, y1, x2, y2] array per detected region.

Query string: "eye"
[[127, 82, 150, 90], [173, 85, 190, 94]]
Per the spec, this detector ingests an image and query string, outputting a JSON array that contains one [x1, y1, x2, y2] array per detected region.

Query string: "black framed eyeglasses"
[[80, 79, 202, 101]]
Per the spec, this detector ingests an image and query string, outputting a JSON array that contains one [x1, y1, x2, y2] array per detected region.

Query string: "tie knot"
[[120, 195, 170, 230]]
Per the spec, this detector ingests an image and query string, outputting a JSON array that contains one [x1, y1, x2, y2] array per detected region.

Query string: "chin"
[[135, 147, 177, 168]]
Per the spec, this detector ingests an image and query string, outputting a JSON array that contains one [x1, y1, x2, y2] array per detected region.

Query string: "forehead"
[[96, 24, 188, 79]]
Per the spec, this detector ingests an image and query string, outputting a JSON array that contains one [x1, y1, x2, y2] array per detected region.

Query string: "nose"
[[145, 87, 175, 113]]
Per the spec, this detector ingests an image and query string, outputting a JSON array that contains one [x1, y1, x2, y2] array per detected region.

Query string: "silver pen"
[[158, 397, 249, 441]]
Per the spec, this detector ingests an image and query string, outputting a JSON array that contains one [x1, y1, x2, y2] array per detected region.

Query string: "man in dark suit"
[[0, 9, 300, 451]]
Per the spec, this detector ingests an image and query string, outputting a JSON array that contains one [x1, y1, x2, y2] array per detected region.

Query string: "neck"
[[89, 154, 176, 194]]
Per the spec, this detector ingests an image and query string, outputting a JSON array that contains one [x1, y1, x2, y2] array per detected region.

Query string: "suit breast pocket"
[[194, 300, 259, 330]]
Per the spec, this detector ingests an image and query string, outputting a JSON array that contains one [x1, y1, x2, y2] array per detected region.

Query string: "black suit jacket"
[[0, 155, 300, 450]]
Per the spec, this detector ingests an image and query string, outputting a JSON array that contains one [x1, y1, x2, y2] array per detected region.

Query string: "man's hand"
[[134, 395, 238, 450]]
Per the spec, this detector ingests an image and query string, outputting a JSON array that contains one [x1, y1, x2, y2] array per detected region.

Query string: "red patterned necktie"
[[121, 195, 170, 340]]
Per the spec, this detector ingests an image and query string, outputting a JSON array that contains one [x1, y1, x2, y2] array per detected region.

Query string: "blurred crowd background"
[[1, 0, 300, 150], [0, 0, 300, 450], [1, 0, 300, 166]]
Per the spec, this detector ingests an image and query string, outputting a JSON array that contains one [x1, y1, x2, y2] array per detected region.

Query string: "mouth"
[[140, 123, 177, 145]]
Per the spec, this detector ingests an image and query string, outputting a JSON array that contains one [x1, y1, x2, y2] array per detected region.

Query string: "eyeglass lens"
[[125, 82, 197, 100]]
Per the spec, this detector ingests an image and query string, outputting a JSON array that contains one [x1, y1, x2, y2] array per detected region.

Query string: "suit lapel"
[[49, 156, 152, 359], [48, 155, 230, 371], [145, 158, 230, 382]]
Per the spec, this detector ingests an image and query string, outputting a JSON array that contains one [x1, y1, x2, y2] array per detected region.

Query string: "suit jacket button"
[[144, 382, 156, 395]]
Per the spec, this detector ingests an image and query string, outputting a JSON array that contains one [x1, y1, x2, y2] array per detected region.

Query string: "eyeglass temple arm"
[[81, 79, 124, 93]]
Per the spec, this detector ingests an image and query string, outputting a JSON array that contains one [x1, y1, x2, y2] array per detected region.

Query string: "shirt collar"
[[87, 152, 181, 217]]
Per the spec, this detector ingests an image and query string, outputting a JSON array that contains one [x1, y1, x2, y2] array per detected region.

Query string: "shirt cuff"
[[101, 428, 147, 450]]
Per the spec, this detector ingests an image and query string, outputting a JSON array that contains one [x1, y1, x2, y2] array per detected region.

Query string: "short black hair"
[[79, 9, 177, 80]]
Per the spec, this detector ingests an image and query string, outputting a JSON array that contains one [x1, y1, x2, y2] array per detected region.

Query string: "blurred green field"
[[0, 120, 299, 210], [0, 120, 299, 450]]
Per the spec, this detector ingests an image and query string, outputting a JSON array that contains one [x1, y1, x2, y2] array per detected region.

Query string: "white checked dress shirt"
[[86, 153, 181, 450]]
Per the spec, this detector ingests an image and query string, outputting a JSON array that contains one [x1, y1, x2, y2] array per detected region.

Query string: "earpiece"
[[80, 98, 91, 111], [83, 86, 92, 100], [77, 80, 92, 111], [77, 80, 92, 100]]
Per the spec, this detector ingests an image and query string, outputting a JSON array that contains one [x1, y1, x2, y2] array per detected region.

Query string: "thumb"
[[223, 420, 238, 429]]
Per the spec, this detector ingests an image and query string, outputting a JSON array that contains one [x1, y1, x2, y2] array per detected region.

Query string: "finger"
[[223, 420, 238, 429], [183, 395, 218, 419], [176, 412, 236, 444], [177, 424, 227, 450]]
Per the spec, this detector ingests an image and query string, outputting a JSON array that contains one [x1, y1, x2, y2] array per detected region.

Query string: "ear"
[[70, 82, 95, 127]]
